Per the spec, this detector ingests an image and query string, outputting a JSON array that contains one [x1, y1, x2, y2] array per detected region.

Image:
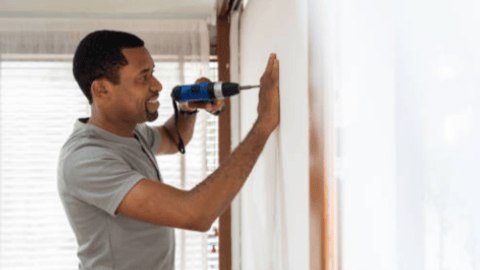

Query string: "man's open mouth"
[[146, 96, 160, 114]]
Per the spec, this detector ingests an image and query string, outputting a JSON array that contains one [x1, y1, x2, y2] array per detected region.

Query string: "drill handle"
[[171, 82, 215, 103]]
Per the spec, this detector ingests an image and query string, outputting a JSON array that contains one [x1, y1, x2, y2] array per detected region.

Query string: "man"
[[57, 30, 280, 270]]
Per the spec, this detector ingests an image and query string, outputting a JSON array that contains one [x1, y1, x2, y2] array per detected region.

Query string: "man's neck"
[[87, 114, 137, 138]]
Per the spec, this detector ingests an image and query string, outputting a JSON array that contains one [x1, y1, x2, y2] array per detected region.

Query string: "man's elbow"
[[182, 218, 210, 232], [183, 204, 213, 232], [191, 223, 212, 233], [187, 213, 213, 232]]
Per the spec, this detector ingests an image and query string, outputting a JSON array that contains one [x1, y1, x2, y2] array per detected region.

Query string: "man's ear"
[[91, 79, 109, 102]]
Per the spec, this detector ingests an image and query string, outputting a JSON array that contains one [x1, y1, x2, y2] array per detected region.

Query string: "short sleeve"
[[62, 146, 146, 217], [136, 124, 162, 153]]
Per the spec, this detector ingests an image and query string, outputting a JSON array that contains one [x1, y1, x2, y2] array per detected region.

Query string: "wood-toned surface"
[[309, 63, 338, 270], [217, 8, 232, 270], [217, 0, 230, 17], [309, 87, 323, 270]]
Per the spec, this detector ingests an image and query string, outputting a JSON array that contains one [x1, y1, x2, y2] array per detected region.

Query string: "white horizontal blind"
[[0, 57, 220, 270], [151, 61, 220, 270], [0, 60, 86, 269]]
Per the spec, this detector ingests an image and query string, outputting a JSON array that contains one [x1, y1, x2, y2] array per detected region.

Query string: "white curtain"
[[309, 0, 480, 269], [0, 18, 217, 270], [0, 18, 210, 60]]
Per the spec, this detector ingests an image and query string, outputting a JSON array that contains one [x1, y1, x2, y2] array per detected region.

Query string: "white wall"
[[236, 0, 309, 269], [334, 0, 398, 267], [317, 0, 480, 269], [234, 0, 480, 269]]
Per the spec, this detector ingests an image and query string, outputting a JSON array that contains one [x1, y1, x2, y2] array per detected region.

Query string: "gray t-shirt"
[[57, 118, 175, 270]]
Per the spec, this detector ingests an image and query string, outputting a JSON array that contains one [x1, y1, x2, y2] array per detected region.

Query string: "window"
[[0, 55, 219, 270]]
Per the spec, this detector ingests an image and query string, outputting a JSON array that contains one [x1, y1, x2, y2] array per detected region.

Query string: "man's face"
[[109, 46, 163, 123]]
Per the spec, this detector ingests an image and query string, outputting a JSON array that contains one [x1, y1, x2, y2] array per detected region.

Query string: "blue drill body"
[[171, 82, 260, 103], [173, 82, 212, 103]]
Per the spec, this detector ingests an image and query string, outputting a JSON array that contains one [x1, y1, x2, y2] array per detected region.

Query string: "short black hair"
[[73, 30, 144, 104]]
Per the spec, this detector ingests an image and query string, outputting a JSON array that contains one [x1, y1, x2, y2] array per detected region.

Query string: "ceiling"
[[0, 0, 217, 19]]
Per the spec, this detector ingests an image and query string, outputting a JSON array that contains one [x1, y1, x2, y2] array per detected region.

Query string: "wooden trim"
[[217, 12, 232, 270], [217, 0, 231, 17], [309, 87, 323, 270], [309, 68, 338, 270]]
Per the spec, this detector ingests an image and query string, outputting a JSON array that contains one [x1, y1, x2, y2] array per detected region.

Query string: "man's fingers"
[[275, 59, 279, 81], [265, 55, 271, 70], [265, 53, 276, 72], [206, 103, 214, 111], [212, 100, 224, 109], [270, 54, 277, 74], [187, 101, 204, 109], [194, 77, 211, 84], [267, 54, 273, 73], [205, 100, 223, 112], [187, 101, 215, 111]]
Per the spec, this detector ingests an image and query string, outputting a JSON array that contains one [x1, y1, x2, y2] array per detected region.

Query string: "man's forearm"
[[163, 112, 197, 148], [187, 120, 273, 230]]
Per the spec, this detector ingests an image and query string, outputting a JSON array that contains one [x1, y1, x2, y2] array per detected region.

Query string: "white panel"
[[335, 0, 397, 269], [395, 0, 480, 270], [238, 0, 309, 270]]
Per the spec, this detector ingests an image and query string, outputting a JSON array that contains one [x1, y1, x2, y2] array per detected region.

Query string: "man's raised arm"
[[117, 53, 280, 231]]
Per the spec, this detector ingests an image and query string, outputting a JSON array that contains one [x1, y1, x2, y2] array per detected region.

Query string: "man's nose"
[[151, 76, 162, 92]]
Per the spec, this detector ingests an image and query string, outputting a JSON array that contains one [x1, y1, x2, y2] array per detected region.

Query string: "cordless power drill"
[[171, 82, 260, 103], [169, 82, 260, 154]]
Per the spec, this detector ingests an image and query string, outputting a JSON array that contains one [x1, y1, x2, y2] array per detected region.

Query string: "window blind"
[[0, 56, 219, 270]]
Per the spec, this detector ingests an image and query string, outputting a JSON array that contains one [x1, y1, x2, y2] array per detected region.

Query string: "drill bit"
[[238, 85, 261, 90]]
